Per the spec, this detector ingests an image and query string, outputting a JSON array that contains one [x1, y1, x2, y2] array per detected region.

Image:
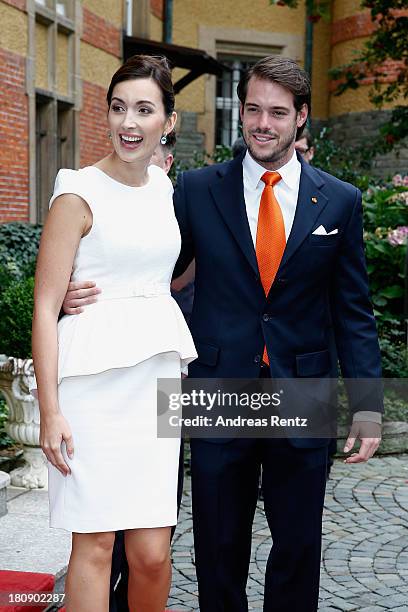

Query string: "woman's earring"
[[108, 131, 112, 140], [160, 134, 167, 145]]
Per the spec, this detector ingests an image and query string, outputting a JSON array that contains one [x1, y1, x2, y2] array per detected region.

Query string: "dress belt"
[[97, 282, 171, 301]]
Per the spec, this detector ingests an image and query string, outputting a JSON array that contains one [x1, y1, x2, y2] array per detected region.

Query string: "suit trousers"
[[190, 371, 328, 612]]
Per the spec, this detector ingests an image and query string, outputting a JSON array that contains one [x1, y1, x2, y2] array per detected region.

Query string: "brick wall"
[[2, 0, 26, 11], [82, 7, 121, 58], [150, 0, 164, 20], [0, 47, 29, 222], [80, 80, 112, 168]]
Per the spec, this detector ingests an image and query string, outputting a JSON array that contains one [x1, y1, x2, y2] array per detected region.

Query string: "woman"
[[32, 55, 197, 612]]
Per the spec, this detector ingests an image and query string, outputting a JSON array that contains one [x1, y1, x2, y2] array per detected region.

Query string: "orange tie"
[[256, 171, 286, 365]]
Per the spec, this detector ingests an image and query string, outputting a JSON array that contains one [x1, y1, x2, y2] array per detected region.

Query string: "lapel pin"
[[311, 196, 318, 204]]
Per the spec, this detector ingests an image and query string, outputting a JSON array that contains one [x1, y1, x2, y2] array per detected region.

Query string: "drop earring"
[[108, 131, 112, 140], [160, 134, 167, 145]]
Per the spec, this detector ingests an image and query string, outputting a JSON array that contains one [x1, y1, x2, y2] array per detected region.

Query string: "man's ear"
[[164, 153, 174, 175], [296, 103, 308, 129], [239, 103, 244, 122]]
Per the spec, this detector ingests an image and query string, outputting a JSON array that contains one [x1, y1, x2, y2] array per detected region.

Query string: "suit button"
[[263, 314, 270, 322], [277, 278, 287, 284], [254, 355, 261, 364]]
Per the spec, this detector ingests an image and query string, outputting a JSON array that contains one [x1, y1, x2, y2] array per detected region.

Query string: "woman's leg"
[[65, 531, 115, 612], [125, 527, 172, 612]]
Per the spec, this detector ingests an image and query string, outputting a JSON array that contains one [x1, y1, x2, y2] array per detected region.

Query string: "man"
[[150, 128, 176, 173], [295, 126, 314, 162], [63, 57, 382, 611]]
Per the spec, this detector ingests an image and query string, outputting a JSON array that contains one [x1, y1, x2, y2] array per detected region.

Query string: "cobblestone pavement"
[[168, 455, 408, 611]]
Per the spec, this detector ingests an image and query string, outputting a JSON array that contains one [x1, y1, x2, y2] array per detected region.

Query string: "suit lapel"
[[208, 154, 329, 288], [278, 159, 329, 273], [209, 155, 259, 276]]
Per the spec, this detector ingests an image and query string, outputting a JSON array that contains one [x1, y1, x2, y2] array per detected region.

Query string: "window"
[[35, 96, 53, 223], [215, 56, 258, 147], [35, 0, 74, 21], [30, 0, 78, 222], [57, 102, 75, 171], [35, 97, 75, 223]]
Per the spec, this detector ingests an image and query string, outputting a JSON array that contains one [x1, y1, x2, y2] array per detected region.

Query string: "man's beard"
[[245, 123, 297, 165]]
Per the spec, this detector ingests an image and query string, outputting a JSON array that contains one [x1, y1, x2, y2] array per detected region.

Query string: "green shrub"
[[0, 276, 35, 358], [379, 326, 408, 378], [0, 223, 41, 358], [0, 395, 15, 450], [362, 183, 407, 330], [170, 145, 233, 182], [0, 222, 42, 290], [312, 127, 372, 190]]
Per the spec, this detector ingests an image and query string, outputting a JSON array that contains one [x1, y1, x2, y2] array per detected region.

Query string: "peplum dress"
[[33, 163, 197, 533]]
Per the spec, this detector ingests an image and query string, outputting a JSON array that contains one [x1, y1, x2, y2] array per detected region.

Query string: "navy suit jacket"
[[173, 153, 383, 446]]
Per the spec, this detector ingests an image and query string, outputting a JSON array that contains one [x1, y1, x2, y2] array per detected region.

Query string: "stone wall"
[[328, 110, 407, 179], [174, 112, 205, 166]]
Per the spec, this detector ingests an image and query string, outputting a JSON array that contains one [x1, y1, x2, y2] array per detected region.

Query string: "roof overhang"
[[123, 36, 230, 94]]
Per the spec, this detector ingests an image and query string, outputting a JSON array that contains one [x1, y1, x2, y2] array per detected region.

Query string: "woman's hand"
[[40, 414, 74, 476]]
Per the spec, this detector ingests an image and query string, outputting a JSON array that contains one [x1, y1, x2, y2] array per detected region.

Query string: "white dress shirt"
[[243, 149, 300, 245], [241, 150, 381, 426]]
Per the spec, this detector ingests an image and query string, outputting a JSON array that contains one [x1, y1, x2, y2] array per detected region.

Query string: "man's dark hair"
[[237, 55, 311, 139]]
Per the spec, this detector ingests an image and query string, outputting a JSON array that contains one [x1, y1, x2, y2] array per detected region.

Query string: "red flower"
[[385, 134, 396, 144], [308, 14, 321, 23]]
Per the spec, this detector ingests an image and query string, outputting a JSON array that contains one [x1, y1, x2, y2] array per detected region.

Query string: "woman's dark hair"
[[107, 55, 175, 116], [237, 56, 311, 139], [163, 129, 177, 150]]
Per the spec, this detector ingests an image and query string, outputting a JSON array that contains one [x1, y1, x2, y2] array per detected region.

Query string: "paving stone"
[[167, 455, 408, 610], [3, 454, 408, 611]]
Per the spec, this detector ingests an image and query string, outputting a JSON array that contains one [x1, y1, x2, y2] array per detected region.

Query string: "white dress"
[[34, 164, 197, 533]]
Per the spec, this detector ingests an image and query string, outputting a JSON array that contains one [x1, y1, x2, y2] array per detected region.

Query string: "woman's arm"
[[32, 193, 92, 475]]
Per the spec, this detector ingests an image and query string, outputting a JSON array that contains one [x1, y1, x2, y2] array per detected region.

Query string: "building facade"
[[0, 0, 121, 223], [0, 0, 406, 224]]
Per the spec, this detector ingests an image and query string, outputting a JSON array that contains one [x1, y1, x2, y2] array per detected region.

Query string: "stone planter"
[[0, 470, 10, 517], [0, 356, 47, 489]]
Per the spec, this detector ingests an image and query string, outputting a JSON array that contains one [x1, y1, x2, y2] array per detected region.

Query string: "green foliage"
[[330, 0, 408, 150], [0, 222, 42, 290], [0, 223, 41, 358], [170, 145, 233, 182], [362, 183, 407, 330], [271, 1, 407, 151], [305, 133, 407, 376], [379, 327, 408, 378], [362, 179, 408, 377], [0, 395, 15, 450], [0, 276, 35, 358], [311, 127, 372, 190], [269, 0, 331, 21]]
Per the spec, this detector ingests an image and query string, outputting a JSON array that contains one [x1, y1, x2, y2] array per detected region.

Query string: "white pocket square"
[[312, 225, 338, 236]]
